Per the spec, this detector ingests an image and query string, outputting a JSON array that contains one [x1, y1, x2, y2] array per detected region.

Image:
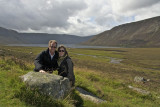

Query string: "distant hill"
[[0, 27, 93, 45], [0, 27, 23, 44], [83, 16, 160, 47]]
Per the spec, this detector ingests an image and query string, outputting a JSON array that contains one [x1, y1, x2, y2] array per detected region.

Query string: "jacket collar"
[[45, 48, 58, 58]]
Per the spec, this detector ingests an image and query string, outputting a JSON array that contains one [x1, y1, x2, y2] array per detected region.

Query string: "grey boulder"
[[20, 71, 71, 99]]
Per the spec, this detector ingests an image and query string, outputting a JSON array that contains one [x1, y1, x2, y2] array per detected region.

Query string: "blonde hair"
[[48, 40, 57, 47], [58, 45, 68, 57]]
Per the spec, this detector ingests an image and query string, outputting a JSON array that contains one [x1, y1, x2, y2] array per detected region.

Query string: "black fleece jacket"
[[34, 48, 59, 72]]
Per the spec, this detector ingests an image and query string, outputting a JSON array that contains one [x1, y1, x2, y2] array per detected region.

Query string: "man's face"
[[49, 42, 57, 53]]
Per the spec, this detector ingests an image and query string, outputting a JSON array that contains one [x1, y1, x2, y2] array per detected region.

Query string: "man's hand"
[[39, 70, 46, 73]]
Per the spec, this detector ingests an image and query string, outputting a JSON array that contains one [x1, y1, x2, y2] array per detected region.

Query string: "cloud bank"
[[0, 0, 160, 36]]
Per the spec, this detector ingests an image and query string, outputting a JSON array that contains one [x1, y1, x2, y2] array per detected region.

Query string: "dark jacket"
[[58, 56, 75, 86], [34, 48, 59, 72]]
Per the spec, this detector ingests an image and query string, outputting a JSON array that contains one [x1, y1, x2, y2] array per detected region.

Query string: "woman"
[[57, 45, 75, 87]]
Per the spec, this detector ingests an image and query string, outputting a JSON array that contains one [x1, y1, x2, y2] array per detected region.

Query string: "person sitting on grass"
[[34, 40, 58, 73], [57, 45, 75, 87]]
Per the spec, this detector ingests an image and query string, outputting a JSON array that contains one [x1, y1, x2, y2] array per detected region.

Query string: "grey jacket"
[[58, 56, 75, 86]]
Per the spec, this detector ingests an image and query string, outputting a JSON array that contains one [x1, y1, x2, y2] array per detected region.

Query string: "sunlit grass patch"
[[0, 59, 28, 106]]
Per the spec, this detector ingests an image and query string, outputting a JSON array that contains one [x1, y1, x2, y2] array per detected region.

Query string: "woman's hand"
[[39, 70, 46, 73]]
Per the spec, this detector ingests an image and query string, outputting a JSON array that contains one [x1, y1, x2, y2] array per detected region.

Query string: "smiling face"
[[58, 47, 65, 57], [49, 42, 57, 55]]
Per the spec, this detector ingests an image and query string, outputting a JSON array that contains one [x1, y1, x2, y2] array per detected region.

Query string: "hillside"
[[0, 27, 93, 45], [0, 27, 24, 44], [83, 16, 160, 47]]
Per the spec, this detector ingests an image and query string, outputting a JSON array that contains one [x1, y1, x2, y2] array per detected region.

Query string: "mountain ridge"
[[0, 27, 93, 45], [83, 16, 160, 47]]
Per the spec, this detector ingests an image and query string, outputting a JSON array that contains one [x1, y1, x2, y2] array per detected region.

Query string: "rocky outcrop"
[[20, 71, 71, 99]]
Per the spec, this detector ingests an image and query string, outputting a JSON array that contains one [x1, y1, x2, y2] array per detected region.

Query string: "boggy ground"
[[0, 45, 160, 107]]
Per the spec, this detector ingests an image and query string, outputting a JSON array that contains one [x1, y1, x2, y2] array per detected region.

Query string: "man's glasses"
[[50, 46, 57, 48], [59, 50, 65, 52]]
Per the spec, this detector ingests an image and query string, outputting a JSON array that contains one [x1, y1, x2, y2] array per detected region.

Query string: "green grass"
[[69, 48, 160, 92], [0, 58, 76, 107], [74, 67, 160, 107], [0, 48, 77, 107], [0, 58, 28, 107], [0, 46, 160, 106]]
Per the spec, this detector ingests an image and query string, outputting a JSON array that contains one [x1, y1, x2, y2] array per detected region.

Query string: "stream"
[[72, 53, 123, 64]]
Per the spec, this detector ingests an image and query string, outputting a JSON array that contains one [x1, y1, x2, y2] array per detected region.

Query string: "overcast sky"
[[0, 0, 160, 36]]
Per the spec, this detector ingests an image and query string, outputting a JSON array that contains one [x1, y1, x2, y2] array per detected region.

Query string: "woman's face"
[[59, 47, 65, 57]]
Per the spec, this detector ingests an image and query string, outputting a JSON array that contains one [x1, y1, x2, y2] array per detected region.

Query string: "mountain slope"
[[0, 27, 24, 44], [83, 16, 160, 47], [0, 27, 93, 45]]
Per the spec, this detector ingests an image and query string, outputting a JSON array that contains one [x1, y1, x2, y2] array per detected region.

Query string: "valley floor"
[[0, 46, 160, 107]]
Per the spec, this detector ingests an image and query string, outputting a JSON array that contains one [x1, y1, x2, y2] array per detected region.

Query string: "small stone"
[[128, 85, 150, 95], [134, 76, 144, 82], [147, 79, 150, 82], [134, 76, 149, 83]]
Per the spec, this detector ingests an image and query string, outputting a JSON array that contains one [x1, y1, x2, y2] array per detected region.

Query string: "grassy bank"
[[0, 46, 160, 106], [0, 51, 75, 107]]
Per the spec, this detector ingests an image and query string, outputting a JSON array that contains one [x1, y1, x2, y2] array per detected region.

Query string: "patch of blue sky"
[[125, 16, 135, 23], [88, 17, 96, 23], [114, 16, 135, 27]]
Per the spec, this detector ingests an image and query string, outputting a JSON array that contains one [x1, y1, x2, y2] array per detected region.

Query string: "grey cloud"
[[95, 15, 113, 26], [121, 0, 160, 12], [0, 0, 159, 36], [95, 15, 127, 29], [0, 0, 87, 31], [77, 19, 82, 23]]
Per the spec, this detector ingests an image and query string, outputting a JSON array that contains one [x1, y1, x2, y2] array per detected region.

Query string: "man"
[[34, 40, 59, 73]]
